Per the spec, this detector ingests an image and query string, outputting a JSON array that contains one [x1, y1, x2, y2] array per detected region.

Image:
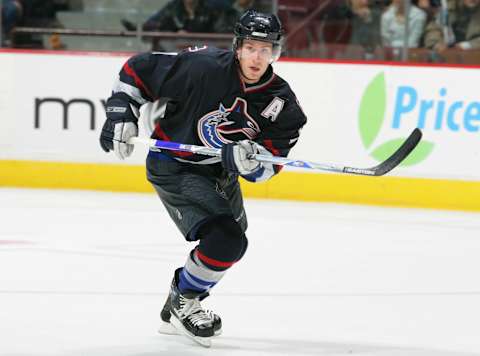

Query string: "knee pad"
[[195, 214, 248, 271], [237, 235, 248, 261]]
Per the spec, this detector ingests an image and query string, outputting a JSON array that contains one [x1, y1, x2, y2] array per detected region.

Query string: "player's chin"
[[246, 70, 262, 81]]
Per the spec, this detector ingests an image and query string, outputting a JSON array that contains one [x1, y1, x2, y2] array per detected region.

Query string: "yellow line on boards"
[[1, 160, 479, 212], [0, 160, 152, 192]]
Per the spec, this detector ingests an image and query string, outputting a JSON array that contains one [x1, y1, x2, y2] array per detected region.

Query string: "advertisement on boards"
[[0, 51, 479, 181]]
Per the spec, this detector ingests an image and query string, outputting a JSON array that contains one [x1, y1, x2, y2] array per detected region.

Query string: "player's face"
[[237, 39, 273, 84]]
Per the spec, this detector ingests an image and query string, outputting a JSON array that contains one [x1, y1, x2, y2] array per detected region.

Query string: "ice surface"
[[1, 188, 479, 356]]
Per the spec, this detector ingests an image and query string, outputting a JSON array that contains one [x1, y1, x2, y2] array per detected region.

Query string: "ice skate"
[[158, 293, 222, 337], [159, 269, 222, 347]]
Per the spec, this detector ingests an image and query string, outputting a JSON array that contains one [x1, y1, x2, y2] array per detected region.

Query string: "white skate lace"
[[205, 309, 216, 321], [177, 295, 213, 327]]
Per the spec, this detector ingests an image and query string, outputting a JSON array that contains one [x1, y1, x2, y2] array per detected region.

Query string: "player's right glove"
[[100, 97, 139, 160], [221, 140, 262, 175]]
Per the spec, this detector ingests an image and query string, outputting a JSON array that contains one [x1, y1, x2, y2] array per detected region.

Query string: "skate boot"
[[159, 293, 222, 336], [159, 268, 222, 347]]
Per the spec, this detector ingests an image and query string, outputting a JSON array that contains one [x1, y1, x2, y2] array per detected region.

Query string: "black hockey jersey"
[[109, 46, 307, 178]]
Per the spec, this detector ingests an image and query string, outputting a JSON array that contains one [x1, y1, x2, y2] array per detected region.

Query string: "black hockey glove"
[[100, 97, 139, 160], [221, 140, 263, 175]]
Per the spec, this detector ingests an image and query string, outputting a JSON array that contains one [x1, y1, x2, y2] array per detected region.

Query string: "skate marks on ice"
[[14, 336, 479, 356], [2, 189, 480, 356], [211, 337, 480, 356]]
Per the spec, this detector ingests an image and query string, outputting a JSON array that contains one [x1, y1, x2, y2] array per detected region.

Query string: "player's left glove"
[[100, 97, 139, 160], [221, 140, 264, 175]]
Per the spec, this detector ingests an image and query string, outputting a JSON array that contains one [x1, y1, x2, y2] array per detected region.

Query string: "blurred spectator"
[[424, 0, 480, 50], [348, 0, 382, 53], [319, 1, 352, 46], [418, 0, 442, 20], [320, 0, 382, 58], [143, 0, 215, 32], [381, 0, 427, 47], [121, 0, 217, 51], [206, 0, 232, 9], [418, 0, 449, 49], [122, 0, 216, 33], [22, 0, 67, 27], [214, 0, 256, 33], [277, 0, 322, 55], [3, 0, 68, 48], [1, 0, 23, 46]]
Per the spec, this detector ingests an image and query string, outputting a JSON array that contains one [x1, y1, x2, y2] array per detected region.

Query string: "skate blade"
[[158, 321, 178, 335], [158, 321, 222, 338], [170, 316, 213, 348]]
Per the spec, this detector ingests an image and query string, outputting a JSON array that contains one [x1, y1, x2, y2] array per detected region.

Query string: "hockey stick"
[[128, 128, 422, 176]]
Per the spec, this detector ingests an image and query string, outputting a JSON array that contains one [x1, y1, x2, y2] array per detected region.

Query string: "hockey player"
[[99, 10, 307, 347]]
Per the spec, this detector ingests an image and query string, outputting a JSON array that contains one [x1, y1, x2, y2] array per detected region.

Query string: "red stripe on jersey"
[[244, 73, 276, 94], [154, 124, 193, 157], [122, 62, 154, 100], [262, 139, 283, 173], [262, 139, 280, 156], [196, 249, 236, 268], [237, 69, 277, 94]]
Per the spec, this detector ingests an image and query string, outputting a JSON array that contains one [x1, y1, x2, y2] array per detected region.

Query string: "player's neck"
[[240, 74, 260, 85], [239, 67, 272, 86]]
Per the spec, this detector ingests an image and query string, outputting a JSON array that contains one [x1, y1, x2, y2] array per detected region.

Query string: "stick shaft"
[[128, 128, 422, 176]]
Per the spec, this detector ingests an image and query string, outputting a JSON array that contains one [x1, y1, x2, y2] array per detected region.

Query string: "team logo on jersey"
[[197, 98, 260, 148]]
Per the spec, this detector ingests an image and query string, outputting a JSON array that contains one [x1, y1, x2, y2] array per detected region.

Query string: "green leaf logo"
[[359, 72, 434, 167], [359, 72, 386, 149], [370, 138, 435, 166]]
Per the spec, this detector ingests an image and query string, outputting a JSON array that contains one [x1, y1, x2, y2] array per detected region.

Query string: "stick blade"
[[370, 128, 423, 176]]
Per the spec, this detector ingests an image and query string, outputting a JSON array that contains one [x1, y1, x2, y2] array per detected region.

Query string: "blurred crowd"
[[1, 0, 71, 47], [121, 0, 256, 34], [312, 0, 480, 59], [2, 0, 480, 61], [119, 0, 257, 51]]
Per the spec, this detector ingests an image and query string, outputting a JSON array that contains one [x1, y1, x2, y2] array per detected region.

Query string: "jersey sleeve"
[[109, 49, 207, 108], [243, 98, 307, 183], [257, 102, 307, 158], [109, 51, 180, 107]]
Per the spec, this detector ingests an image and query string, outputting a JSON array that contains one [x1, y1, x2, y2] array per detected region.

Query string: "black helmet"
[[233, 10, 284, 62]]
